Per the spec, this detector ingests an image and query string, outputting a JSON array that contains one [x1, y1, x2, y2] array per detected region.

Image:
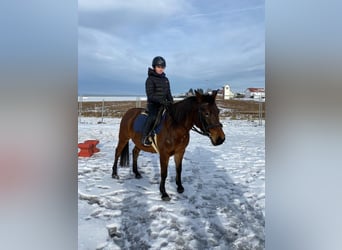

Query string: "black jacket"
[[145, 68, 173, 104]]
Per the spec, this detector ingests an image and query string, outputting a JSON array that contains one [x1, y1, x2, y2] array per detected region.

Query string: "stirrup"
[[142, 137, 152, 146]]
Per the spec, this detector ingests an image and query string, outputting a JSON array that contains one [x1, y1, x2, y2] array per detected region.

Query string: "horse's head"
[[193, 90, 225, 146]]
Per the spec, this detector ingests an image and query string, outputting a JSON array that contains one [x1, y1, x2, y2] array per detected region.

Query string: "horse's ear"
[[195, 90, 202, 102], [212, 89, 218, 98]]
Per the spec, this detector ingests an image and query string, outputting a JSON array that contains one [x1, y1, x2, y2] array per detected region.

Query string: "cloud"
[[79, 0, 190, 36], [79, 0, 187, 13], [78, 0, 264, 95]]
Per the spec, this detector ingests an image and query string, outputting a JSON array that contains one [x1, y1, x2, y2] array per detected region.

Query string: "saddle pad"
[[133, 113, 165, 134]]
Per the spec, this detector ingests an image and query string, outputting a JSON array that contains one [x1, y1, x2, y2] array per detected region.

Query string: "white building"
[[245, 88, 265, 99], [223, 85, 234, 100]]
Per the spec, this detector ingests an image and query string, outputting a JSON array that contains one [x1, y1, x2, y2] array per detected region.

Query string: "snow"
[[78, 117, 265, 249]]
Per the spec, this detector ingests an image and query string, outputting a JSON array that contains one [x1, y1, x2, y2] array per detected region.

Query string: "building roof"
[[246, 88, 265, 92]]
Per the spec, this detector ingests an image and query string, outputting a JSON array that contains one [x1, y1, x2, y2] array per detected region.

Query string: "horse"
[[112, 90, 225, 201]]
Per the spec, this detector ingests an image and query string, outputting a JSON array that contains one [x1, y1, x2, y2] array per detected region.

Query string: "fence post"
[[101, 99, 104, 123], [78, 95, 83, 123], [136, 97, 141, 108], [258, 96, 262, 126]]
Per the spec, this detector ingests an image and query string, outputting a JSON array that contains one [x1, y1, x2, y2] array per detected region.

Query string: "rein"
[[191, 108, 222, 137]]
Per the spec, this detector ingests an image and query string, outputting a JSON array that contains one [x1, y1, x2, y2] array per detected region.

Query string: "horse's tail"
[[119, 142, 129, 167]]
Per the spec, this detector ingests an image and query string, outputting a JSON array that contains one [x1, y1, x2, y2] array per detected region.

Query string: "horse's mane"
[[169, 93, 216, 126]]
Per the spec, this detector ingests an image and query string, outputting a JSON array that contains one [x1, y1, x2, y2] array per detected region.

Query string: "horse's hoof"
[[112, 174, 120, 179], [177, 187, 185, 193], [161, 195, 171, 201], [135, 173, 142, 179]]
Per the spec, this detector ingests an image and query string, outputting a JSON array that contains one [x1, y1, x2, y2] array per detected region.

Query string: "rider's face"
[[154, 65, 165, 74]]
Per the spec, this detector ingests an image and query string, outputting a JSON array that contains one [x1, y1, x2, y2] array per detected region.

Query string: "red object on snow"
[[84, 140, 100, 153], [78, 140, 100, 157], [78, 143, 94, 157]]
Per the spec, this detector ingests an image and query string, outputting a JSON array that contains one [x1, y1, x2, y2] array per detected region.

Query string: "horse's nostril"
[[217, 136, 225, 145]]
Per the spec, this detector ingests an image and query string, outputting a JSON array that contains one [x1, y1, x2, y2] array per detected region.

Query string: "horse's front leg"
[[174, 151, 185, 193], [159, 154, 171, 201]]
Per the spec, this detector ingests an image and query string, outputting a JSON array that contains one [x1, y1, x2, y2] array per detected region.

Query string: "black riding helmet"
[[152, 56, 166, 68]]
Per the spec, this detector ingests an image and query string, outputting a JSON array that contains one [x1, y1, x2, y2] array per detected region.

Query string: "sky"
[[78, 0, 264, 96]]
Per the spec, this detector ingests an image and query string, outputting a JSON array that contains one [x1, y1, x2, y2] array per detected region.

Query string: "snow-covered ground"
[[78, 117, 265, 249]]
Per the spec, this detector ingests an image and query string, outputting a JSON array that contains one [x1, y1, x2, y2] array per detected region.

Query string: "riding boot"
[[141, 116, 154, 146]]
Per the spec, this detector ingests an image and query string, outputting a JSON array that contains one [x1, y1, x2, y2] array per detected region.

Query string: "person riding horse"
[[112, 90, 225, 200], [142, 56, 173, 146]]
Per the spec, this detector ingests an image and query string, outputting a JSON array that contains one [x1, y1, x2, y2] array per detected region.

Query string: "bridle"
[[191, 107, 222, 137]]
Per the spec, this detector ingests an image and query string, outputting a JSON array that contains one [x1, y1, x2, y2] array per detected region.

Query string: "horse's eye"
[[205, 112, 210, 117]]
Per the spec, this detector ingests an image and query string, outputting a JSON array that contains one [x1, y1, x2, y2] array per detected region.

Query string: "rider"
[[141, 56, 173, 146]]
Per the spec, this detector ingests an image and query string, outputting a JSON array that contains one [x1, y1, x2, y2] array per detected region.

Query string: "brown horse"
[[112, 90, 225, 200]]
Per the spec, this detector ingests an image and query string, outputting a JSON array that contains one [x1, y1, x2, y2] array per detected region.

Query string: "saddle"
[[133, 107, 166, 135]]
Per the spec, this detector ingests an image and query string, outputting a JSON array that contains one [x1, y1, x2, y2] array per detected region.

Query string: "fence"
[[78, 96, 265, 125]]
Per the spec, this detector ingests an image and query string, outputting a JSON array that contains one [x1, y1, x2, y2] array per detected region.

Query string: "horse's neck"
[[168, 101, 197, 131], [182, 110, 195, 131]]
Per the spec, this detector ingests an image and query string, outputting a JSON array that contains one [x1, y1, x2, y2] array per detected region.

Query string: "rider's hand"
[[161, 99, 172, 107]]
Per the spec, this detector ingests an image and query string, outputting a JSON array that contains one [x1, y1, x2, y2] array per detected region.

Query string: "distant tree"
[[234, 93, 245, 98]]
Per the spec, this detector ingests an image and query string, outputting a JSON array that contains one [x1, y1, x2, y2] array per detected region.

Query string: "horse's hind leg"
[[132, 146, 142, 179], [112, 139, 129, 179], [174, 150, 185, 193]]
